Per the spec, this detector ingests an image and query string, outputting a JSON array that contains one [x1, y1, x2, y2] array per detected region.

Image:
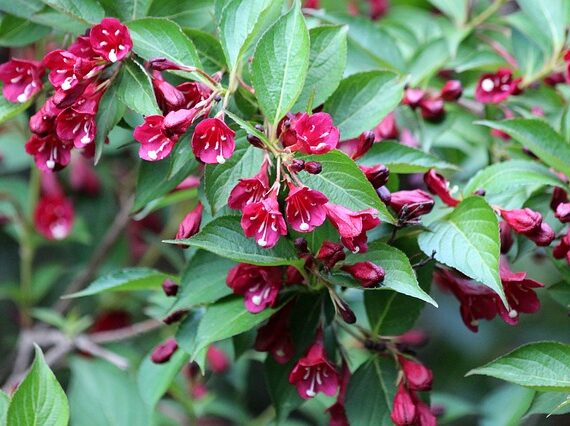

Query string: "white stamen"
[[508, 309, 518, 319], [99, 41, 108, 47], [10, 75, 23, 83], [17, 93, 28, 103], [481, 78, 494, 92], [108, 49, 118, 63], [50, 223, 67, 240], [300, 222, 309, 231], [216, 155, 226, 164], [102, 29, 110, 35], [46, 159, 55, 169]]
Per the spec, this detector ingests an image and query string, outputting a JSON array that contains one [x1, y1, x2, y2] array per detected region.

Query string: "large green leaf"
[[467, 342, 570, 392], [428, 0, 468, 25], [517, 0, 568, 53], [360, 141, 457, 173], [418, 196, 504, 303], [324, 71, 405, 140], [127, 18, 202, 71], [478, 119, 570, 178], [7, 346, 69, 426], [169, 215, 303, 267], [251, 4, 310, 126], [94, 78, 125, 163], [116, 59, 160, 116], [0, 15, 50, 47], [42, 0, 104, 24], [293, 25, 348, 111], [65, 267, 170, 298], [0, 0, 43, 19], [344, 356, 398, 426], [184, 28, 227, 74], [99, 0, 152, 21], [298, 150, 395, 223]]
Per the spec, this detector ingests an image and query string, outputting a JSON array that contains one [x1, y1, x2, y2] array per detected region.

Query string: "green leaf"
[[360, 141, 457, 173], [418, 196, 504, 303], [478, 119, 570, 178], [127, 18, 202, 72], [293, 25, 348, 111], [184, 28, 227, 74], [298, 150, 395, 224], [204, 134, 264, 214], [324, 71, 405, 140], [219, 0, 274, 70], [467, 342, 570, 392], [0, 15, 50, 47], [525, 392, 570, 417], [365, 291, 426, 336], [94, 78, 125, 164], [42, 0, 104, 24], [408, 38, 450, 86], [65, 267, 170, 298], [428, 0, 468, 25], [517, 0, 568, 53], [68, 358, 150, 426], [7, 346, 69, 426], [116, 58, 160, 116], [251, 4, 310, 126], [167, 250, 234, 313], [346, 241, 436, 305], [0, 88, 34, 125], [99, 0, 152, 21], [0, 0, 43, 19], [0, 391, 8, 426], [168, 216, 303, 267], [344, 356, 398, 426], [137, 348, 189, 408], [463, 160, 565, 208]]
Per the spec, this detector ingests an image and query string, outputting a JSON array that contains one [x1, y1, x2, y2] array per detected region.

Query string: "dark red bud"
[[288, 159, 305, 173], [163, 309, 188, 325], [500, 208, 542, 234], [528, 222, 555, 246], [247, 133, 264, 148], [294, 237, 309, 254], [316, 241, 346, 270], [419, 98, 445, 122], [161, 278, 179, 297], [360, 164, 389, 189], [391, 383, 417, 426], [341, 261, 385, 288], [395, 330, 429, 347], [440, 80, 463, 101], [151, 338, 178, 364], [551, 187, 569, 211], [304, 161, 322, 174], [555, 202, 570, 223], [333, 295, 357, 324], [403, 88, 425, 108], [424, 169, 459, 207], [206, 345, 230, 373], [254, 124, 265, 133]]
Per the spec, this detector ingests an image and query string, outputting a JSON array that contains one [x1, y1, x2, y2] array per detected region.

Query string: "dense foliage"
[[0, 0, 569, 425]]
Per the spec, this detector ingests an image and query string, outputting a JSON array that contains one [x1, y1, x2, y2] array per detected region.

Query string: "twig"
[[90, 319, 162, 344]]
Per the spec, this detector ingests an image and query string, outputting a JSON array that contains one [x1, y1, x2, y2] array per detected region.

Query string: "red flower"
[[475, 68, 520, 104], [341, 261, 385, 288], [338, 130, 374, 160], [68, 36, 97, 59], [391, 383, 417, 426], [89, 17, 132, 63], [55, 108, 96, 148], [29, 97, 61, 136], [226, 263, 284, 313], [25, 134, 73, 172], [389, 190, 434, 221], [151, 338, 178, 364], [368, 0, 389, 20], [555, 202, 570, 223], [374, 112, 399, 140], [43, 50, 101, 92], [255, 304, 295, 363], [288, 329, 339, 399], [415, 399, 437, 426], [423, 169, 459, 207], [398, 356, 433, 391], [0, 58, 44, 103], [228, 161, 269, 210], [206, 345, 230, 373], [176, 202, 203, 242], [191, 117, 235, 164], [241, 194, 288, 248], [551, 187, 568, 211], [440, 80, 463, 101], [324, 203, 380, 253], [286, 112, 339, 155], [316, 241, 346, 270], [34, 195, 75, 240], [285, 184, 328, 232]]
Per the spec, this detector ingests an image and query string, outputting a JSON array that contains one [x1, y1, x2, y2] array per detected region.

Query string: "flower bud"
[[527, 222, 555, 246], [551, 187, 568, 211], [207, 345, 230, 373], [304, 161, 322, 174], [341, 261, 385, 288], [246, 133, 264, 148], [162, 278, 179, 297], [499, 221, 514, 254], [316, 241, 346, 270], [419, 97, 445, 122], [163, 309, 188, 325], [294, 237, 309, 254], [360, 164, 389, 189], [331, 293, 357, 324], [288, 159, 305, 173], [395, 330, 429, 347], [500, 208, 542, 234], [390, 190, 434, 220], [151, 338, 178, 364], [391, 383, 417, 426], [176, 202, 203, 246], [398, 355, 433, 391], [403, 88, 425, 109], [440, 80, 463, 101], [374, 112, 399, 140], [555, 202, 570, 223]]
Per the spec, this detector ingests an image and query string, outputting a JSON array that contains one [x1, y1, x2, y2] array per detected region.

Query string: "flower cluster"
[[475, 68, 521, 104], [403, 79, 463, 122]]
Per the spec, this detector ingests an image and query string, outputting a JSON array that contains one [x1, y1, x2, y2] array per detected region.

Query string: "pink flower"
[[29, 97, 61, 136], [403, 88, 425, 109], [398, 356, 433, 391], [374, 112, 399, 140], [55, 108, 96, 148], [419, 97, 445, 122], [0, 58, 44, 103], [255, 304, 294, 363], [206, 345, 230, 373], [341, 261, 385, 288], [368, 0, 389, 19], [286, 112, 339, 155], [228, 162, 269, 210], [423, 169, 459, 207], [151, 338, 178, 364], [288, 329, 339, 399], [475, 68, 520, 104], [25, 134, 73, 172], [241, 195, 287, 248], [338, 130, 374, 160], [325, 203, 380, 253], [555, 202, 570, 223], [175, 202, 203, 243], [391, 383, 417, 425], [89, 17, 132, 63], [43, 50, 101, 92], [226, 263, 284, 313], [389, 189, 434, 221], [191, 117, 235, 164], [34, 195, 75, 240], [285, 184, 328, 232]]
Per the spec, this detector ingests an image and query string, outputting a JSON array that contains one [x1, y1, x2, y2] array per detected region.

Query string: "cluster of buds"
[[2, 18, 134, 172], [435, 257, 544, 332], [475, 68, 521, 104], [550, 187, 570, 265], [403, 80, 463, 122]]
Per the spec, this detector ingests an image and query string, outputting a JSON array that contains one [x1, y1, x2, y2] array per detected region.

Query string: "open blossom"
[[285, 184, 328, 232], [176, 202, 203, 242], [55, 108, 96, 148], [26, 134, 73, 172], [43, 50, 101, 92], [285, 112, 339, 155], [325, 203, 379, 253], [228, 162, 269, 210], [89, 17, 132, 63], [226, 263, 284, 313], [423, 169, 459, 207], [341, 261, 385, 288], [289, 329, 339, 399], [177, 81, 212, 109], [191, 117, 235, 164], [255, 304, 294, 363], [475, 68, 520, 103], [0, 58, 44, 103], [134, 115, 177, 161], [241, 194, 287, 248], [34, 194, 75, 240]]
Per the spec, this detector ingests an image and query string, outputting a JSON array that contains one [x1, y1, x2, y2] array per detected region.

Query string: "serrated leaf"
[[467, 341, 570, 392], [168, 216, 303, 267], [418, 196, 504, 303], [324, 71, 405, 140], [298, 150, 395, 224], [293, 25, 348, 111], [42, 0, 104, 24], [116, 59, 160, 116], [251, 4, 310, 126], [7, 346, 69, 426], [65, 267, 170, 298], [94, 78, 125, 163], [204, 135, 264, 214], [360, 141, 457, 173], [344, 357, 398, 426], [478, 119, 570, 178]]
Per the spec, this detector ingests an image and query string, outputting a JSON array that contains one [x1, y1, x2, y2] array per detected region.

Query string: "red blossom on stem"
[[0, 58, 44, 103], [226, 263, 284, 313]]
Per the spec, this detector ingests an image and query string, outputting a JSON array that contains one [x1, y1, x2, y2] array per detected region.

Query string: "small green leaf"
[[324, 71, 405, 140], [0, 15, 50, 47], [0, 390, 8, 426], [65, 267, 170, 298], [94, 78, 126, 164], [184, 28, 227, 74], [418, 196, 504, 303], [467, 341, 570, 392], [360, 141, 457, 173], [168, 216, 303, 267], [251, 4, 310, 126], [42, 0, 104, 24], [0, 87, 33, 125], [298, 150, 395, 224], [98, 0, 152, 21], [116, 58, 160, 116], [7, 346, 69, 426]]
